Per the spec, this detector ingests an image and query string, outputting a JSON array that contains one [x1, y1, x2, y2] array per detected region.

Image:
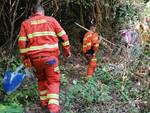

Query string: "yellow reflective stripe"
[[18, 36, 27, 41], [48, 99, 59, 105], [47, 94, 59, 99], [28, 31, 57, 38], [57, 30, 66, 37], [62, 41, 70, 46], [31, 19, 47, 25], [87, 43, 91, 46], [20, 44, 58, 53], [87, 75, 92, 77], [84, 34, 92, 41], [83, 45, 87, 48], [83, 38, 87, 41], [94, 44, 99, 47], [91, 58, 97, 62], [40, 90, 47, 95], [20, 48, 28, 53], [83, 42, 91, 48], [86, 34, 92, 38], [40, 96, 47, 100], [93, 37, 98, 41], [54, 66, 59, 72]]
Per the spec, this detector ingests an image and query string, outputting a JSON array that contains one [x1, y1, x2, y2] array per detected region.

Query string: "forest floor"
[[0, 41, 149, 113], [23, 44, 150, 113]]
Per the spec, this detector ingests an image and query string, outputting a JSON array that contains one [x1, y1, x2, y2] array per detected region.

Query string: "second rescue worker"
[[18, 4, 71, 113], [83, 22, 100, 79]]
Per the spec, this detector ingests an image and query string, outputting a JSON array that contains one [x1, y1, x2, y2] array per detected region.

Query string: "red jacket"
[[18, 12, 70, 58], [83, 31, 99, 54]]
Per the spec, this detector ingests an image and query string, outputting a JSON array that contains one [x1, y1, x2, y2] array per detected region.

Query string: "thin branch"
[[42, 0, 51, 5], [0, 40, 10, 48], [51, 0, 59, 16], [1, 0, 11, 24], [15, 2, 28, 22], [9, 0, 20, 50], [3, 9, 11, 24], [0, 3, 3, 16], [2, 11, 9, 39], [12, 35, 19, 48]]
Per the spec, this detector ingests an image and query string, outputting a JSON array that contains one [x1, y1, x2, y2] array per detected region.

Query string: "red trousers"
[[31, 54, 60, 113], [87, 55, 97, 77]]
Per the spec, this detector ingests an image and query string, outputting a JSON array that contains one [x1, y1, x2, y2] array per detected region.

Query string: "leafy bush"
[[0, 103, 23, 113], [60, 67, 112, 113], [0, 52, 39, 113], [115, 2, 139, 28]]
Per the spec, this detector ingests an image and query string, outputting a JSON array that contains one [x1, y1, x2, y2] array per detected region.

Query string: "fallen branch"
[[74, 22, 117, 46], [74, 22, 150, 60]]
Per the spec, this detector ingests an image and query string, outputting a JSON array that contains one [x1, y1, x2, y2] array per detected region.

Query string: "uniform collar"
[[31, 12, 44, 17]]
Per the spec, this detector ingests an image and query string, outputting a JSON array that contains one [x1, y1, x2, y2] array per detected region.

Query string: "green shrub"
[[60, 67, 112, 112]]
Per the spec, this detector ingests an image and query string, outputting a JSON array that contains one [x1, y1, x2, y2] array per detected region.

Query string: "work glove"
[[84, 54, 93, 64], [63, 46, 71, 59], [85, 48, 95, 62], [23, 58, 32, 68]]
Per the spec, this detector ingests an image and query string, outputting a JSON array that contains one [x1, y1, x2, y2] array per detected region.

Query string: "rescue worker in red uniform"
[[18, 4, 71, 113], [83, 23, 100, 79]]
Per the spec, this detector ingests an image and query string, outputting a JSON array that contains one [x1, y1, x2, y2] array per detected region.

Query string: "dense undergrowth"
[[0, 0, 150, 113], [0, 42, 149, 113], [59, 51, 150, 113], [0, 52, 38, 113]]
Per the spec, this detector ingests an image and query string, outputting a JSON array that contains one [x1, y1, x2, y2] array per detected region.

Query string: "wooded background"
[[0, 0, 149, 113], [0, 0, 148, 50]]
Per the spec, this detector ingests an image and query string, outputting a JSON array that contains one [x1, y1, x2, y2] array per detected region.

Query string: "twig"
[[9, 0, 20, 51], [51, 0, 59, 16], [0, 2, 3, 16], [42, 0, 51, 5], [2, 11, 9, 39], [15, 3, 28, 22], [0, 40, 10, 48], [12, 35, 19, 48]]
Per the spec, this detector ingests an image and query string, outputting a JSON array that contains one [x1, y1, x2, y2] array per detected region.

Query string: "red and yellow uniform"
[[83, 31, 100, 78], [18, 12, 70, 113]]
